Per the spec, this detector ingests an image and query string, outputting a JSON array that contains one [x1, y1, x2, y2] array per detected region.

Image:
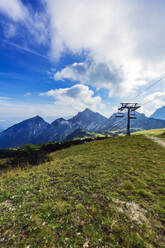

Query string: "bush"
[[9, 144, 49, 166], [0, 149, 16, 158]]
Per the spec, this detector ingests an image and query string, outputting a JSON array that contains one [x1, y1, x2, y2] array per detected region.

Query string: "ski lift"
[[115, 112, 124, 118], [130, 116, 136, 119]]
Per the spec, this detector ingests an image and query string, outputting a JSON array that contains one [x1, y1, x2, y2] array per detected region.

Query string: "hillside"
[[133, 128, 165, 136], [39, 118, 78, 143], [0, 136, 165, 247], [66, 128, 107, 140]]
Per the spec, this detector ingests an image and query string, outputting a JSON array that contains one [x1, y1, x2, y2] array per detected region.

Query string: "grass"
[[70, 131, 110, 141], [106, 128, 142, 136], [133, 128, 165, 137], [0, 135, 165, 247]]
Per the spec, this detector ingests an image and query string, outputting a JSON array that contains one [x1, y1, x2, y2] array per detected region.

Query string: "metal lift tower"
[[116, 103, 141, 136]]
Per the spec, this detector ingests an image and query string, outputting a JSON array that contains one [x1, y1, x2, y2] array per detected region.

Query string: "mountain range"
[[103, 112, 165, 132], [1, 107, 165, 148]]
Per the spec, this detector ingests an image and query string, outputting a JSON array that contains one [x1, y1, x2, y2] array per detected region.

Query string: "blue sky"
[[0, 0, 165, 128]]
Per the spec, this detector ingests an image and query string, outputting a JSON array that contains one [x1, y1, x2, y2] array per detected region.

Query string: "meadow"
[[0, 135, 165, 247], [132, 128, 165, 137]]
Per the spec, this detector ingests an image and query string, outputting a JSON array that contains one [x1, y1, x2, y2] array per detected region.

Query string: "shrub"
[[9, 144, 49, 166]]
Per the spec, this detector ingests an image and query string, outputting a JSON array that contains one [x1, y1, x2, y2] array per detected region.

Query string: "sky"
[[0, 0, 165, 128]]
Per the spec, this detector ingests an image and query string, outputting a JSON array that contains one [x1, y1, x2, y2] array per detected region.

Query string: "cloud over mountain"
[[40, 84, 105, 113]]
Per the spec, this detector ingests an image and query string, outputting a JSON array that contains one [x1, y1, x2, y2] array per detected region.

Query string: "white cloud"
[[24, 92, 32, 97], [138, 91, 165, 116], [40, 84, 105, 114], [0, 0, 28, 21], [45, 0, 165, 96], [146, 92, 165, 106], [146, 91, 165, 109], [25, 11, 48, 45], [0, 0, 48, 45], [54, 62, 122, 94], [0, 96, 12, 101]]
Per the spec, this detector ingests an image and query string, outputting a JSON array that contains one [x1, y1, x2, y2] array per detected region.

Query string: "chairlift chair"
[[130, 116, 137, 119], [130, 110, 136, 119], [115, 112, 124, 118]]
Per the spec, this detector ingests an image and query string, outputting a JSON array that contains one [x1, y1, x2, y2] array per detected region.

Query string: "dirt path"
[[145, 135, 165, 148]]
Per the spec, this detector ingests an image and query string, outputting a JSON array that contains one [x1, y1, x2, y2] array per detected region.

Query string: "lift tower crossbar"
[[117, 103, 141, 136]]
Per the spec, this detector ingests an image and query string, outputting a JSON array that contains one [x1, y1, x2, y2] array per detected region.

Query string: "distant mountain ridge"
[[103, 112, 165, 132], [151, 106, 165, 120], [0, 116, 50, 148], [1, 108, 165, 148]]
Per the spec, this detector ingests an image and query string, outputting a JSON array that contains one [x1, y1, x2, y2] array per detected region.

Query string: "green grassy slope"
[[0, 136, 165, 247], [66, 129, 109, 141], [133, 128, 165, 137]]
